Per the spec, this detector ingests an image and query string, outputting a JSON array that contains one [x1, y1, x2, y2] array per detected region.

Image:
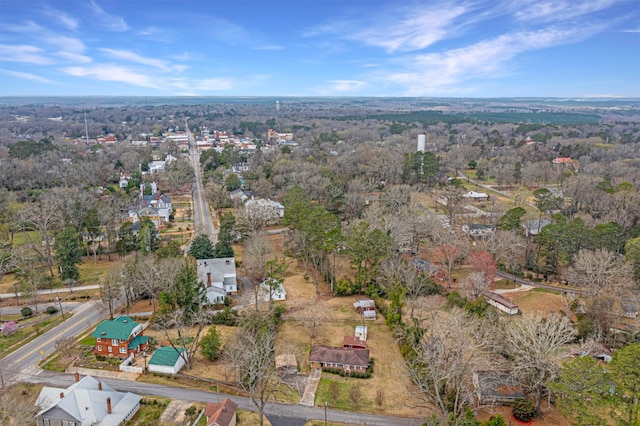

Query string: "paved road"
[[1, 300, 108, 385], [28, 371, 423, 426], [186, 118, 218, 242], [495, 270, 588, 295], [0, 284, 100, 300]]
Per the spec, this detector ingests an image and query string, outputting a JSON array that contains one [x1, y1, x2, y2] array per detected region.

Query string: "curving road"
[[186, 118, 218, 242]]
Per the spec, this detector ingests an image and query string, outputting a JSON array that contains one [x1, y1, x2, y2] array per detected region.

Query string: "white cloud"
[[329, 80, 367, 92], [99, 48, 173, 71], [0, 44, 52, 65], [351, 5, 470, 52], [43, 6, 79, 31], [512, 0, 622, 23], [56, 51, 92, 63], [0, 68, 55, 84], [89, 0, 128, 31], [62, 65, 158, 88], [46, 36, 86, 54], [386, 25, 604, 95]]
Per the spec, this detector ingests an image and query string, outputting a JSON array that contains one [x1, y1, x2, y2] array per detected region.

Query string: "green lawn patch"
[[40, 353, 68, 372], [124, 397, 169, 425], [0, 312, 69, 357], [314, 377, 372, 412], [79, 335, 96, 346]]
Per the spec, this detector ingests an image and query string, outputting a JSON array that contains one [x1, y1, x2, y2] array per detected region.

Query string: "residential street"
[[187, 118, 218, 242], [28, 371, 424, 426], [1, 300, 108, 385]]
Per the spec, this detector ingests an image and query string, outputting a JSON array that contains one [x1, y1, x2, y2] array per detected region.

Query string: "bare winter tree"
[[0, 385, 38, 426], [99, 270, 123, 320], [405, 309, 487, 424], [291, 296, 328, 342], [501, 313, 576, 414], [243, 235, 273, 310], [566, 248, 635, 297], [18, 193, 62, 277], [225, 312, 279, 426]]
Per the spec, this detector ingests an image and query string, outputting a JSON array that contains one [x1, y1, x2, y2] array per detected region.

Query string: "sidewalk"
[[67, 366, 140, 381]]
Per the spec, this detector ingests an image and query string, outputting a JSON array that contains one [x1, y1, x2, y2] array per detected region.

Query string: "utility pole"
[[324, 401, 328, 425], [57, 293, 65, 319]]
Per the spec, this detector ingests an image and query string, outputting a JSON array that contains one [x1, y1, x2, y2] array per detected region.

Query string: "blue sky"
[[0, 0, 638, 97]]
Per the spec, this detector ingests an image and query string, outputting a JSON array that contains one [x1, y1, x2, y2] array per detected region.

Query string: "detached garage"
[[148, 346, 187, 375]]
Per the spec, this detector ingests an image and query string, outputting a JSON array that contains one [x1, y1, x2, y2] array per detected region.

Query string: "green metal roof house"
[[91, 316, 148, 358]]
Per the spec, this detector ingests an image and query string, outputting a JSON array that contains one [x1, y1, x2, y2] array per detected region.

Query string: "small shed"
[[261, 278, 287, 301], [343, 336, 366, 349], [148, 346, 186, 375], [355, 325, 368, 341], [353, 298, 376, 319], [481, 291, 519, 315]]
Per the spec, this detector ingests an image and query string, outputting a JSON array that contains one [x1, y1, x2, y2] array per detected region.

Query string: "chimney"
[[98, 381, 102, 391], [207, 272, 211, 287], [106, 397, 112, 414], [59, 392, 64, 399], [74, 372, 80, 382]]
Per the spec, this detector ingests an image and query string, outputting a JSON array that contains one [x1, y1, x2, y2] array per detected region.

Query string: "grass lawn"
[[40, 352, 68, 372], [0, 312, 70, 357], [238, 410, 272, 426], [510, 288, 567, 317], [125, 397, 170, 426]]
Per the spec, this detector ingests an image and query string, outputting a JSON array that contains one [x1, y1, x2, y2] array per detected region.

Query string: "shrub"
[[1, 321, 18, 336], [46, 306, 58, 315], [21, 307, 33, 317], [512, 398, 536, 422]]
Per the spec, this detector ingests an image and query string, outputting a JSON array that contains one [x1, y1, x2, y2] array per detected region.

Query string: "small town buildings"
[[473, 371, 525, 405], [92, 316, 149, 358], [35, 373, 141, 426], [148, 346, 186, 375], [481, 291, 519, 315], [205, 398, 238, 426], [309, 346, 370, 372], [353, 298, 376, 319], [196, 258, 238, 304], [261, 278, 287, 302]]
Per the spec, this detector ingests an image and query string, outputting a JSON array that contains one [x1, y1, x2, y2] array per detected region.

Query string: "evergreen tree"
[[200, 325, 222, 361], [189, 234, 215, 259], [54, 227, 83, 281]]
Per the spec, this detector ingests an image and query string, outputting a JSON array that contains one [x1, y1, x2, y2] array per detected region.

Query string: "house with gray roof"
[[309, 346, 370, 373], [197, 258, 238, 304], [35, 374, 141, 426]]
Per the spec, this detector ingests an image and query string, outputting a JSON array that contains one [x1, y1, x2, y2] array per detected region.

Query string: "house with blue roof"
[[92, 316, 149, 358]]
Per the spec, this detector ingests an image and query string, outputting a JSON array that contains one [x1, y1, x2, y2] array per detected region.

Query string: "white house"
[[261, 278, 286, 301], [148, 346, 186, 375], [245, 198, 285, 219], [463, 191, 489, 201], [197, 258, 238, 304], [35, 374, 141, 426]]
